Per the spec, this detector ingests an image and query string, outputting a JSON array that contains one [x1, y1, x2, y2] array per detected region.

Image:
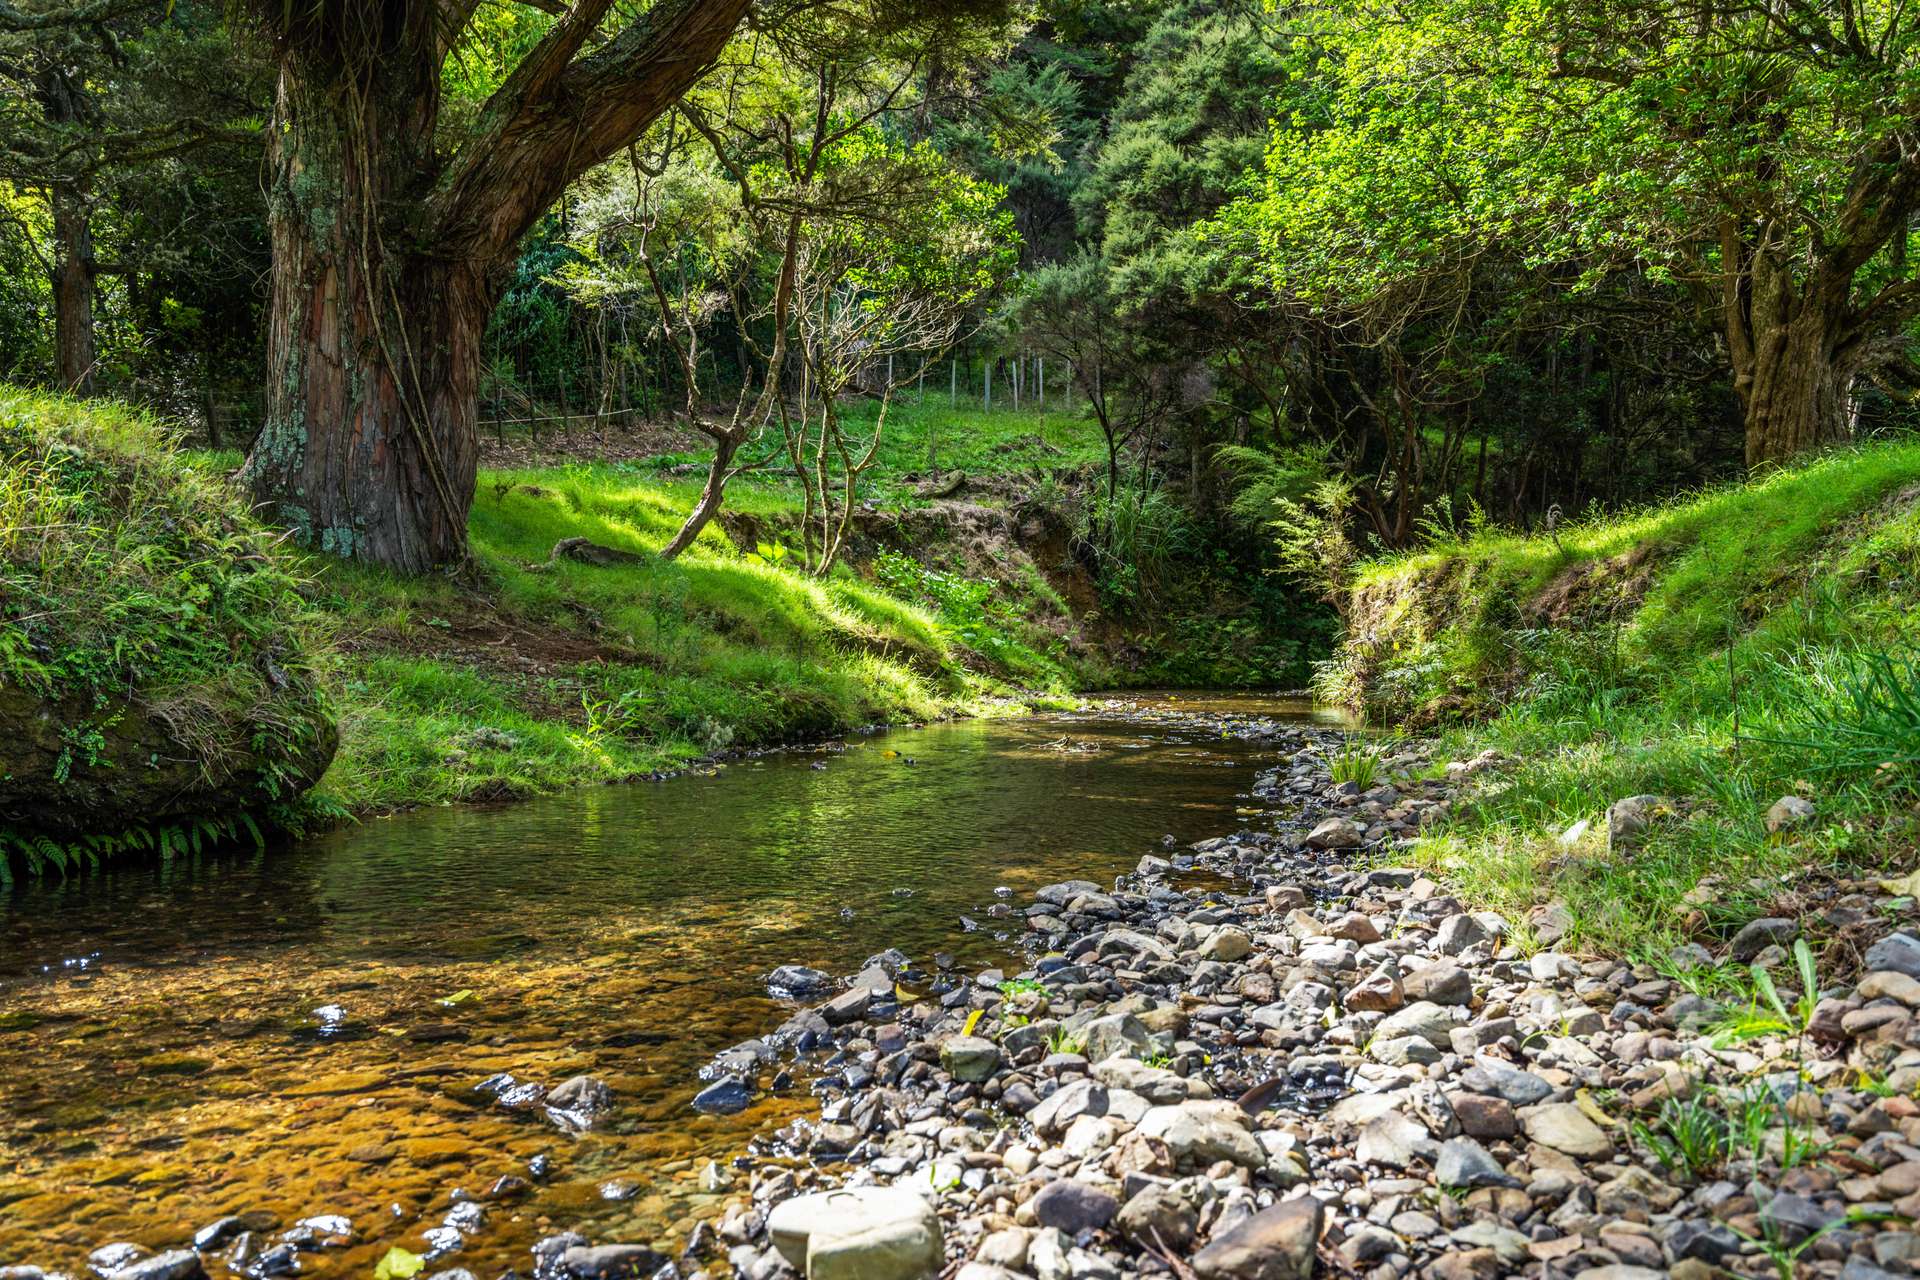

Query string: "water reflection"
[[0, 694, 1328, 1272]]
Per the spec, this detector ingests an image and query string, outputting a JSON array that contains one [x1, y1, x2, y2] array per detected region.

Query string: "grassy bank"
[[1334, 442, 1920, 961], [310, 460, 1078, 814], [2, 387, 1338, 874], [0, 389, 334, 873]]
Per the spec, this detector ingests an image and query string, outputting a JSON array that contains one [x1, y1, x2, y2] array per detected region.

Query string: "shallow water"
[[0, 694, 1342, 1274]]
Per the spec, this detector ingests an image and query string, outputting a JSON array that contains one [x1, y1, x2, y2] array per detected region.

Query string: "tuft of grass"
[[1045, 1026, 1088, 1056], [1327, 735, 1380, 788], [1631, 1093, 1728, 1181]]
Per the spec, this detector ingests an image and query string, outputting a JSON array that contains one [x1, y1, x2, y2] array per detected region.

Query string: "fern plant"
[[0, 813, 268, 883]]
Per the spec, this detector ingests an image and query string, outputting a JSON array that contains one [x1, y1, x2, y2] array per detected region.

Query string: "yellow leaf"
[[1574, 1088, 1616, 1129], [1879, 869, 1920, 898], [375, 1247, 424, 1280], [437, 989, 475, 1007], [962, 1009, 983, 1037]]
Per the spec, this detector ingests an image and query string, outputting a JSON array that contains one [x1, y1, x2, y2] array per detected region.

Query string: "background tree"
[[1241, 0, 1920, 468], [0, 0, 261, 397]]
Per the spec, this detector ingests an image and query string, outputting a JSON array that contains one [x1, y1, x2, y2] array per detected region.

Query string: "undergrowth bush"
[[1075, 478, 1195, 608]]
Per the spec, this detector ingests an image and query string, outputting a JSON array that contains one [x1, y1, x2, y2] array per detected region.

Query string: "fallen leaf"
[[374, 1247, 423, 1280], [1574, 1087, 1617, 1129], [1879, 869, 1920, 898]]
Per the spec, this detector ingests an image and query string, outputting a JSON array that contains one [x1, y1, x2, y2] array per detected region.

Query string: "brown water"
[[0, 694, 1342, 1275]]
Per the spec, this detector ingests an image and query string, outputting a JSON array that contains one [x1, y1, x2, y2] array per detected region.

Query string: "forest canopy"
[[4, 0, 1919, 575]]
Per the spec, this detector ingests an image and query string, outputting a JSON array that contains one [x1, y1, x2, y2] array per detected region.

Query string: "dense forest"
[[13, 3, 1920, 1280], [14, 0, 1919, 579]]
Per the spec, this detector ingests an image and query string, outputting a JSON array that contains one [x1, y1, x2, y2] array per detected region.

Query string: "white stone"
[[1135, 1100, 1264, 1169], [769, 1186, 943, 1280]]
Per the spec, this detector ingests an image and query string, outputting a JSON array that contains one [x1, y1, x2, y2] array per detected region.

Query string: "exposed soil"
[[476, 415, 710, 470]]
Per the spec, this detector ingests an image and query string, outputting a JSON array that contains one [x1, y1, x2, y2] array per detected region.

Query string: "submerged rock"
[[692, 1076, 754, 1115], [558, 1246, 669, 1280], [767, 965, 835, 999], [110, 1254, 204, 1280]]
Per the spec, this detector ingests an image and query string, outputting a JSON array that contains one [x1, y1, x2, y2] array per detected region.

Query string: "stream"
[[0, 694, 1347, 1275]]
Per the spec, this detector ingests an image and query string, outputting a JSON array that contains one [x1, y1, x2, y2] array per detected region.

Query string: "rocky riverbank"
[[14, 713, 1920, 1280], [664, 725, 1920, 1280]]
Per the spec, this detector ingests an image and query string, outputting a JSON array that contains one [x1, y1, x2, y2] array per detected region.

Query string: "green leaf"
[[1751, 963, 1792, 1027], [374, 1247, 424, 1280], [437, 989, 476, 1007]]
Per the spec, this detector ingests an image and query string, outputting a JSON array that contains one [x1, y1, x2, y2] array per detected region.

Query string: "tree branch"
[[0, 0, 152, 31], [429, 0, 749, 260]]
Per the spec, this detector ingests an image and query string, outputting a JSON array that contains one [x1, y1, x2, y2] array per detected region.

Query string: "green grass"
[[628, 393, 1113, 507], [307, 458, 1084, 812], [1339, 440, 1920, 957]]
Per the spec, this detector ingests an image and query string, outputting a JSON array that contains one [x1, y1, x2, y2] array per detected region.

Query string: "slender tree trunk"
[[202, 341, 224, 449], [660, 432, 740, 557], [50, 181, 95, 396]]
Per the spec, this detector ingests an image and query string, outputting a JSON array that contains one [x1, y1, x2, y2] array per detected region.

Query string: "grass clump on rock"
[[0, 388, 334, 871]]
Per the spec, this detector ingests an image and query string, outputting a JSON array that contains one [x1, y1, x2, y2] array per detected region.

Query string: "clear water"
[[0, 694, 1341, 1273]]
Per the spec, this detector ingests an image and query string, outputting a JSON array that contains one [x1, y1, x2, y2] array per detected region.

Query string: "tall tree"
[[1241, 0, 1920, 469], [235, 0, 752, 572]]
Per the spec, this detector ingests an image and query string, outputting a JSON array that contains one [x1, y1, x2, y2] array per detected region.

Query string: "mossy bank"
[[0, 388, 334, 872], [1332, 442, 1920, 960]]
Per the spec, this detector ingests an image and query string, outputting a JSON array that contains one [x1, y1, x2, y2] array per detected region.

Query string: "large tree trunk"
[[241, 0, 749, 574], [49, 180, 95, 395], [1723, 224, 1855, 468], [242, 56, 481, 573], [1738, 307, 1851, 468]]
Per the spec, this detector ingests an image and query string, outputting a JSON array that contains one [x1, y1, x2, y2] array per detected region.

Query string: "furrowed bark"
[[50, 180, 95, 395]]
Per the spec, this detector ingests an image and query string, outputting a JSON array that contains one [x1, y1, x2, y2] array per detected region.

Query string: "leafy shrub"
[[873, 549, 1017, 662]]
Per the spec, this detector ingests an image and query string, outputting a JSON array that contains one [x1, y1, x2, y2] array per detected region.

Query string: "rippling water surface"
[[0, 694, 1342, 1273]]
